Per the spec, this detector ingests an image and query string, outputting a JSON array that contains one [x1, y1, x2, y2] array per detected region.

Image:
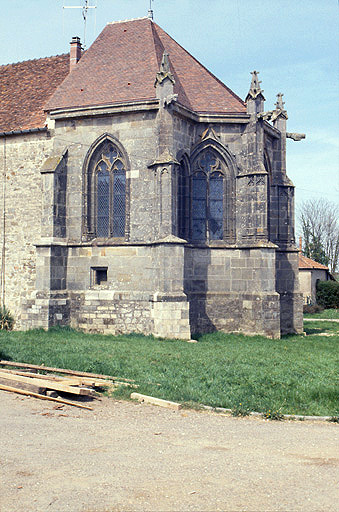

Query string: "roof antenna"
[[63, 0, 97, 49], [147, 0, 154, 20]]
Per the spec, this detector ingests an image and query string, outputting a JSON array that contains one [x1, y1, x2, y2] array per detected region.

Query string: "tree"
[[298, 198, 339, 275]]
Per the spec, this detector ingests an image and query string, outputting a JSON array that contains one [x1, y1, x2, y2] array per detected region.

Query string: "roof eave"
[[0, 126, 47, 138], [172, 102, 249, 123], [46, 99, 160, 119], [47, 99, 250, 123]]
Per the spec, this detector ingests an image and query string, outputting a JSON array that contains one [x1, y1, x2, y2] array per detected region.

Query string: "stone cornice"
[[48, 99, 159, 120], [34, 239, 279, 250], [47, 98, 250, 125], [172, 102, 250, 123]]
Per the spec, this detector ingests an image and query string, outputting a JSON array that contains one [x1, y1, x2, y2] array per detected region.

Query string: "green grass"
[[304, 308, 339, 319], [303, 319, 339, 334], [0, 324, 338, 416]]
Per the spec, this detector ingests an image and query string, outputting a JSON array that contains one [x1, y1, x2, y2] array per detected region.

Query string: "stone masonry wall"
[[66, 241, 191, 338], [276, 249, 303, 334], [52, 110, 158, 243], [0, 132, 53, 329], [66, 245, 156, 292], [185, 246, 280, 338], [70, 290, 153, 335]]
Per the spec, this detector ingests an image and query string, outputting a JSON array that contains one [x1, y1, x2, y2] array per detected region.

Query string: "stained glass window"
[[209, 172, 223, 240], [191, 149, 225, 241], [192, 172, 207, 240], [97, 162, 110, 237], [112, 161, 126, 238], [88, 139, 127, 238], [178, 160, 189, 240]]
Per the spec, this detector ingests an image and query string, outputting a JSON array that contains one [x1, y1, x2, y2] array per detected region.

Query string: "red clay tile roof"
[[46, 18, 246, 114], [299, 253, 329, 270], [0, 54, 69, 133]]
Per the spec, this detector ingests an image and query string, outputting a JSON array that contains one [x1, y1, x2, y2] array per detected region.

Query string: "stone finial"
[[154, 52, 175, 87], [275, 93, 285, 110], [271, 92, 288, 125], [246, 70, 265, 101]]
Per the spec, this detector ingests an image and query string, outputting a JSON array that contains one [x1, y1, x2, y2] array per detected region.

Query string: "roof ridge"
[[152, 22, 246, 108], [107, 17, 150, 25], [0, 53, 68, 68]]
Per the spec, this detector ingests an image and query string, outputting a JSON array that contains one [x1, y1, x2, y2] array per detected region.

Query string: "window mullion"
[[109, 168, 113, 238], [206, 174, 210, 243]]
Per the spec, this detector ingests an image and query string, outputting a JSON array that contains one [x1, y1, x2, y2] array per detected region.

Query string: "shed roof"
[[299, 253, 329, 271]]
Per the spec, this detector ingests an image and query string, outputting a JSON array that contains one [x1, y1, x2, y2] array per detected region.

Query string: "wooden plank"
[[0, 360, 134, 382], [0, 369, 109, 388], [0, 371, 95, 396], [0, 369, 68, 382], [0, 375, 46, 395], [0, 384, 93, 410], [131, 392, 182, 411]]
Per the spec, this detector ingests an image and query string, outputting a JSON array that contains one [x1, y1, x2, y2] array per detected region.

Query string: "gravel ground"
[[0, 391, 338, 512]]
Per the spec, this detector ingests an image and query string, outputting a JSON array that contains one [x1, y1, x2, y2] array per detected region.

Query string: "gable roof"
[[299, 253, 329, 271], [46, 17, 246, 114], [0, 54, 69, 133]]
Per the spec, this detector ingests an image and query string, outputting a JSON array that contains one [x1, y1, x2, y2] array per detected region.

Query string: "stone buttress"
[[14, 20, 305, 339]]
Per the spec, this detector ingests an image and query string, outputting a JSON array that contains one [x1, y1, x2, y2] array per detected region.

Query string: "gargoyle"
[[257, 110, 274, 121], [163, 93, 178, 107], [286, 132, 306, 141]]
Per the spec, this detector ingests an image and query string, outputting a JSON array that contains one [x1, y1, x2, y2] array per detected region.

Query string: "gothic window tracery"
[[191, 149, 227, 241], [86, 139, 127, 239]]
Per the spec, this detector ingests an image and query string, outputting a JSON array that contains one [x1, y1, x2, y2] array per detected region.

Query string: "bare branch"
[[298, 198, 339, 274]]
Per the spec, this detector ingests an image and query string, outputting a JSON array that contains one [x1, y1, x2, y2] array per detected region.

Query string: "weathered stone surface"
[[0, 67, 302, 339]]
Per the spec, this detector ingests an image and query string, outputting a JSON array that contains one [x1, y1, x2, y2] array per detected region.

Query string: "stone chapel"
[[0, 16, 304, 339]]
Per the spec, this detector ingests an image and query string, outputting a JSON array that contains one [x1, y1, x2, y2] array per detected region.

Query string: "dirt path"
[[0, 392, 338, 512]]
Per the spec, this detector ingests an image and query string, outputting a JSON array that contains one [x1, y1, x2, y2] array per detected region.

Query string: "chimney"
[[299, 236, 302, 251], [70, 36, 82, 72]]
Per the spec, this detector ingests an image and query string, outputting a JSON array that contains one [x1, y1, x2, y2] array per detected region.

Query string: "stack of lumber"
[[0, 360, 135, 410]]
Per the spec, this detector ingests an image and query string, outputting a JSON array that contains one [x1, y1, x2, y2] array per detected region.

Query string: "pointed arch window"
[[264, 151, 272, 241], [191, 149, 228, 242], [177, 157, 190, 240], [86, 139, 127, 239]]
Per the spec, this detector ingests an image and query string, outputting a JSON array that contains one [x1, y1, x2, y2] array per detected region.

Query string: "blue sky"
[[1, 0, 338, 226]]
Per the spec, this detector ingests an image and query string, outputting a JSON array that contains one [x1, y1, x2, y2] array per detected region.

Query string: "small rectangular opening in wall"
[[91, 267, 108, 286]]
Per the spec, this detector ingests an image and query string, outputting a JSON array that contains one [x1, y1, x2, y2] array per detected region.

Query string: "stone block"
[[131, 393, 182, 410]]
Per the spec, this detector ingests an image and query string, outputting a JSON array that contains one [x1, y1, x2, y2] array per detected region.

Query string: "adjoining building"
[[299, 254, 334, 305], [0, 17, 305, 338]]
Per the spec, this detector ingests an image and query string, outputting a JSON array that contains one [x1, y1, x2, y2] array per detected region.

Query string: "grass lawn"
[[304, 308, 339, 320], [0, 322, 338, 417]]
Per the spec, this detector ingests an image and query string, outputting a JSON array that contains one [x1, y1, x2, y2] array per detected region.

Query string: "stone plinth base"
[[151, 293, 191, 340], [188, 291, 281, 339], [21, 292, 70, 330], [280, 291, 303, 335]]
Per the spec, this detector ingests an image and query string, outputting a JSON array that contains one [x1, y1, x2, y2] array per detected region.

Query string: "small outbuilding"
[[299, 253, 334, 305]]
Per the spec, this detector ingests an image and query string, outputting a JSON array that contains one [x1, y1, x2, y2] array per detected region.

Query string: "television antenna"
[[148, 0, 154, 20], [63, 0, 97, 49]]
